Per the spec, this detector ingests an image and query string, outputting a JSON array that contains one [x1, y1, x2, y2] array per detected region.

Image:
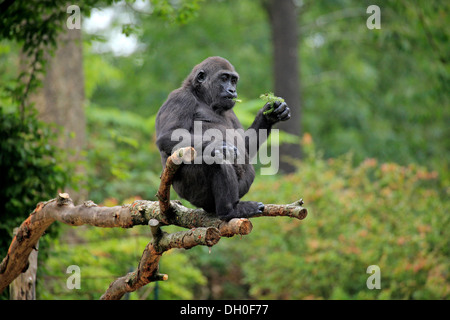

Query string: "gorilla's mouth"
[[214, 95, 237, 111], [223, 94, 237, 100]]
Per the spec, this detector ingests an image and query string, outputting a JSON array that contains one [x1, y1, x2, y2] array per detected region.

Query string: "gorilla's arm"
[[244, 101, 291, 160]]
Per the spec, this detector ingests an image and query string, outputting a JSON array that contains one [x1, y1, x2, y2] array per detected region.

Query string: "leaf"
[[259, 92, 285, 115]]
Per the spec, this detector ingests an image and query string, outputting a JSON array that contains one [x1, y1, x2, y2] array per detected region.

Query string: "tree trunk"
[[265, 0, 302, 173], [9, 229, 38, 300], [30, 27, 86, 202]]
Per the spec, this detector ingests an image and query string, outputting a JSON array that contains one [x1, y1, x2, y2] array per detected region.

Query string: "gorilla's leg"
[[211, 164, 264, 221], [172, 164, 215, 212]]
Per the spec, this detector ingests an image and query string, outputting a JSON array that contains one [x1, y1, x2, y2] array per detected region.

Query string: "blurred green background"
[[0, 0, 448, 299]]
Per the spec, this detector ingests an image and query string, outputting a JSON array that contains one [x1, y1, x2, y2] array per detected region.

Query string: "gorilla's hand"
[[213, 142, 240, 163], [262, 101, 291, 125]]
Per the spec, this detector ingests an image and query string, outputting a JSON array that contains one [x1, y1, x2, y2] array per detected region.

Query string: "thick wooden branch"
[[0, 194, 307, 294], [0, 195, 66, 293], [149, 219, 221, 253], [100, 243, 164, 300], [100, 219, 220, 300], [155, 147, 196, 221], [0, 146, 308, 298]]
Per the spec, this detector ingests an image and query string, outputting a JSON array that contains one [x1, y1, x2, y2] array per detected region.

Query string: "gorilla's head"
[[184, 56, 240, 112]]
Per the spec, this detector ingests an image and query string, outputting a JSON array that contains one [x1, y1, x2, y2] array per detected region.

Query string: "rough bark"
[[9, 229, 38, 300], [100, 219, 221, 300], [155, 147, 197, 222]]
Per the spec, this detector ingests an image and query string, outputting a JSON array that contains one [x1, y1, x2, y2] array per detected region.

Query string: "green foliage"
[[87, 0, 448, 172], [300, 0, 449, 168], [38, 137, 449, 299], [77, 0, 448, 300], [150, 0, 205, 24], [0, 0, 66, 108], [0, 0, 203, 117], [85, 103, 161, 203], [0, 0, 109, 111], [38, 225, 206, 299], [2, 0, 448, 300], [259, 92, 285, 104], [238, 137, 449, 299], [0, 108, 70, 258], [185, 136, 449, 300], [259, 92, 285, 115]]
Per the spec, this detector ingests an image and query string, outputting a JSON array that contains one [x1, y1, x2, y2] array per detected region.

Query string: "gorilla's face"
[[205, 69, 239, 111], [189, 57, 239, 112]]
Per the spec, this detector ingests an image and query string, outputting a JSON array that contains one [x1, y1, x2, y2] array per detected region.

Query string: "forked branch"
[[0, 147, 307, 298], [100, 219, 220, 300]]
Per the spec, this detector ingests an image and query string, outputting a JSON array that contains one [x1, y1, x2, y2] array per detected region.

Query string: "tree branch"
[[155, 146, 196, 222], [253, 199, 307, 220], [0, 147, 308, 298], [100, 219, 220, 300]]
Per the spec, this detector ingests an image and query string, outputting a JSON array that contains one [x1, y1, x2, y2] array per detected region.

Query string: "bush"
[[85, 104, 162, 204], [0, 108, 70, 260], [239, 135, 449, 299], [35, 130, 450, 300], [38, 224, 206, 299]]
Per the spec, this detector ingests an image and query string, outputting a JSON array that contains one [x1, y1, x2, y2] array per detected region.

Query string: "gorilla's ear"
[[196, 70, 206, 83]]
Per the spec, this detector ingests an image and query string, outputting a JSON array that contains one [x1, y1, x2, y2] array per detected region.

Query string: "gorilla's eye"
[[197, 71, 206, 83], [221, 74, 229, 82]]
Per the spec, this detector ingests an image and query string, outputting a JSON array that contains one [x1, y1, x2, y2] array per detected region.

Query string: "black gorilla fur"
[[156, 57, 290, 220]]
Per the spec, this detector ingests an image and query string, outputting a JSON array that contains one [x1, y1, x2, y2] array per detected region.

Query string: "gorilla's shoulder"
[[162, 87, 198, 112]]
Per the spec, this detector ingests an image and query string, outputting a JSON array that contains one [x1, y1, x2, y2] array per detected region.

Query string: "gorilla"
[[156, 56, 290, 221]]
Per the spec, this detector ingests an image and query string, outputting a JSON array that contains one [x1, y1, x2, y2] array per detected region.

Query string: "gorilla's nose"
[[227, 89, 237, 98]]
